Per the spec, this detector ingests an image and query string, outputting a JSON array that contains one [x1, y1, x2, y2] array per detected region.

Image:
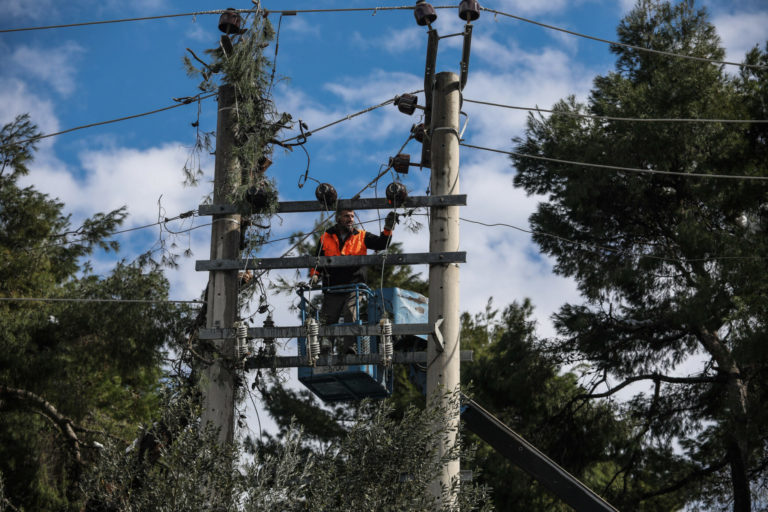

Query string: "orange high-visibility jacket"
[[309, 225, 392, 287]]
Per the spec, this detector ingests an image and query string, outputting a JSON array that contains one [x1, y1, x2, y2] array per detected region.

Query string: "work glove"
[[310, 274, 319, 287], [384, 211, 398, 231]]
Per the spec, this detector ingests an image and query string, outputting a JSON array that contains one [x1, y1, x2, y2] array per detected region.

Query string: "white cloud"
[[185, 21, 215, 43], [0, 77, 60, 143], [19, 142, 214, 300], [279, 15, 322, 38], [358, 27, 422, 54], [275, 69, 423, 151], [9, 42, 84, 97], [713, 11, 768, 65], [0, 0, 57, 20], [495, 0, 590, 16]]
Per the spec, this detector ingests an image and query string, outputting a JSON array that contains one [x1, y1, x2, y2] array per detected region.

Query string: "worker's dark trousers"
[[320, 292, 358, 353]]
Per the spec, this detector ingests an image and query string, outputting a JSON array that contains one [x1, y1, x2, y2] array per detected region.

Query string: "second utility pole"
[[201, 83, 240, 445], [427, 71, 461, 507]]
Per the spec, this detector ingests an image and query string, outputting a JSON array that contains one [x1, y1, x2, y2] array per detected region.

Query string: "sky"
[[2, 0, 767, 435]]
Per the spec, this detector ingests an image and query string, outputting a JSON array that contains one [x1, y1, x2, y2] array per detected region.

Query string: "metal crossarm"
[[245, 350, 474, 369], [200, 322, 435, 340], [195, 252, 466, 271], [198, 194, 467, 215]]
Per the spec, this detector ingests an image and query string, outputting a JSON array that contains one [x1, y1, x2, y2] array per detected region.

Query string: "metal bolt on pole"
[[201, 83, 241, 445], [427, 71, 461, 507]]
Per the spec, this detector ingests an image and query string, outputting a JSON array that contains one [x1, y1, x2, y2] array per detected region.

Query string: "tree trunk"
[[727, 438, 751, 512], [726, 374, 751, 512], [697, 330, 752, 511]]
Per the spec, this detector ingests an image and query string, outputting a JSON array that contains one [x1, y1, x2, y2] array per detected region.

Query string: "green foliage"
[[461, 299, 688, 511], [0, 115, 190, 511], [512, 2, 768, 509], [183, 11, 289, 220], [0, 114, 39, 180], [81, 390, 491, 511]]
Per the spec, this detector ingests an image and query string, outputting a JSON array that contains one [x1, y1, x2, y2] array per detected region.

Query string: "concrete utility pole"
[[427, 71, 461, 506], [201, 83, 240, 445]]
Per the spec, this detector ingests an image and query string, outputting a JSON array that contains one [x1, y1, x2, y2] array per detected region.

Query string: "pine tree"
[[512, 2, 768, 509], [0, 115, 190, 510]]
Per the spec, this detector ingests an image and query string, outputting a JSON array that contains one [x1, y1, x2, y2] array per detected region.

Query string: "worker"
[[309, 209, 397, 354]]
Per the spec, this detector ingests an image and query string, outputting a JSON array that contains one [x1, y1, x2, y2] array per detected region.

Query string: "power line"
[[481, 7, 768, 71], [458, 216, 762, 264], [460, 142, 768, 181], [463, 98, 768, 124], [279, 90, 423, 144], [5, 4, 764, 73], [0, 9, 260, 33], [0, 93, 217, 150], [0, 297, 204, 304], [29, 210, 198, 251], [0, 6, 457, 33]]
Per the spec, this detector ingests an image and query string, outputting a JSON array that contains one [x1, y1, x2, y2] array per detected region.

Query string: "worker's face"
[[337, 210, 355, 232]]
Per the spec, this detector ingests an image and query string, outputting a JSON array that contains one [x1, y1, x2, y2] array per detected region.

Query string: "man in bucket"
[[309, 209, 397, 354]]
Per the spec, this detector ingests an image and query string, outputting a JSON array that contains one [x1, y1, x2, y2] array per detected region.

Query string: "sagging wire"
[[148, 196, 200, 267], [353, 131, 415, 200], [267, 12, 286, 96], [278, 90, 423, 145], [0, 92, 218, 150], [463, 98, 768, 124], [307, 194, 336, 309], [461, 142, 768, 182]]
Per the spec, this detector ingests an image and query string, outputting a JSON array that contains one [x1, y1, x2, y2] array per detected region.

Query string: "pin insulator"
[[218, 8, 246, 34], [315, 183, 338, 205], [394, 94, 418, 115], [386, 182, 408, 206], [390, 154, 411, 174], [411, 123, 426, 143], [459, 0, 481, 21], [414, 0, 438, 26]]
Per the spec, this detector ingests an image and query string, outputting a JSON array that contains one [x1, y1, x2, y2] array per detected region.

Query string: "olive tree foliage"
[[511, 1, 768, 510], [79, 390, 491, 512]]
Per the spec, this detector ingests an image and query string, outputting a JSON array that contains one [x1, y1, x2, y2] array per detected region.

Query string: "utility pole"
[[201, 83, 240, 445], [427, 71, 461, 506]]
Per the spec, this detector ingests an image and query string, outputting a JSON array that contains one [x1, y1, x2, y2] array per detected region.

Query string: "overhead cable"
[[35, 210, 198, 249], [5, 5, 764, 71], [279, 90, 423, 144], [459, 216, 762, 264], [0, 9, 261, 33], [463, 98, 768, 124], [481, 7, 767, 71], [460, 143, 768, 181], [0, 297, 204, 304], [0, 93, 217, 149], [0, 6, 457, 33]]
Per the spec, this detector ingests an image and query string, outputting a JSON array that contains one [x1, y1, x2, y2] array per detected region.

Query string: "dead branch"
[[0, 385, 83, 464]]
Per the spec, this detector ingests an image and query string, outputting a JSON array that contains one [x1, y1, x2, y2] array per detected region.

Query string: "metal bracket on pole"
[[433, 317, 444, 352], [244, 350, 474, 369], [459, 24, 473, 90], [199, 322, 437, 340]]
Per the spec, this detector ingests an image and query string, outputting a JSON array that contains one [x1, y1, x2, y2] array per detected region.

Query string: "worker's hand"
[[310, 274, 320, 288], [384, 212, 398, 231]]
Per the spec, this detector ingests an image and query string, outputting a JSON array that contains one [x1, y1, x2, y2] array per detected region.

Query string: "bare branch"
[[640, 458, 728, 502], [575, 373, 721, 401], [0, 385, 83, 464]]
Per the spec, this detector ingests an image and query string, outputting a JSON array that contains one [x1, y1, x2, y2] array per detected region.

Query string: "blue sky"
[[2, 1, 767, 420]]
